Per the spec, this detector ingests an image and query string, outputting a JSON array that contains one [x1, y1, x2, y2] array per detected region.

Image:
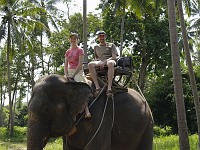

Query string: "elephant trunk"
[[27, 112, 49, 150]]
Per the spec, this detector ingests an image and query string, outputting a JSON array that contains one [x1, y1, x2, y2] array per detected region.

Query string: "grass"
[[0, 135, 199, 150], [0, 127, 199, 149], [0, 138, 63, 150], [153, 134, 198, 150], [0, 141, 26, 150]]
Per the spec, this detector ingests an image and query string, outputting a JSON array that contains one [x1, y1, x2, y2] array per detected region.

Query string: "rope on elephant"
[[111, 96, 115, 129], [133, 77, 154, 123], [88, 83, 107, 108], [84, 95, 114, 149], [70, 84, 107, 129]]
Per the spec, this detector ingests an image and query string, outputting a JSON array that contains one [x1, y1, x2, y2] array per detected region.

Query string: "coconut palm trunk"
[[177, 0, 200, 148], [167, 0, 190, 149], [7, 18, 14, 136], [40, 33, 45, 75], [83, 0, 88, 66], [119, 4, 125, 57]]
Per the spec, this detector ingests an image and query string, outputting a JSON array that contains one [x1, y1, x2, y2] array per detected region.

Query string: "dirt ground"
[[0, 141, 26, 150]]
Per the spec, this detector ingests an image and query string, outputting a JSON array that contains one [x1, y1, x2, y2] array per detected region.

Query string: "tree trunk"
[[119, 4, 125, 57], [40, 33, 45, 75], [167, 0, 190, 149], [30, 52, 36, 91], [138, 44, 148, 92], [0, 83, 3, 126], [177, 0, 200, 148], [138, 55, 148, 92], [7, 19, 14, 136], [12, 74, 19, 125], [83, 0, 88, 68]]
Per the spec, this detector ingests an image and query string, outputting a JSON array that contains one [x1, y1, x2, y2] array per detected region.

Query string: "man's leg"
[[88, 61, 101, 90], [107, 60, 115, 91]]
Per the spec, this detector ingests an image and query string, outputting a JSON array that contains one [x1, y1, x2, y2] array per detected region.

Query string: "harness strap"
[[133, 77, 154, 123], [84, 95, 114, 149]]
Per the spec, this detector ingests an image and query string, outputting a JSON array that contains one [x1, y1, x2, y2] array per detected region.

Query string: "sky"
[[56, 0, 101, 15]]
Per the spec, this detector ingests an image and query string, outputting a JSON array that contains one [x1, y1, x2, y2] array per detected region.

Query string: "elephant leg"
[[63, 136, 71, 150], [27, 121, 50, 150], [136, 123, 153, 150]]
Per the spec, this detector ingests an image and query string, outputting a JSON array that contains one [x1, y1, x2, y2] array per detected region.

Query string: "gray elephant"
[[27, 74, 153, 150]]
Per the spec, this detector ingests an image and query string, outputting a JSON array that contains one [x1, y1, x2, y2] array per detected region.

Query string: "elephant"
[[27, 74, 92, 149], [27, 74, 154, 150]]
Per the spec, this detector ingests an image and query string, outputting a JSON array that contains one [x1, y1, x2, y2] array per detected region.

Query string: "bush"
[[0, 126, 27, 143], [154, 126, 172, 136]]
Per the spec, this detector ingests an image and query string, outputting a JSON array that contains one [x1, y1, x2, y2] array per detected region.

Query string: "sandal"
[[93, 88, 102, 97], [106, 90, 113, 97]]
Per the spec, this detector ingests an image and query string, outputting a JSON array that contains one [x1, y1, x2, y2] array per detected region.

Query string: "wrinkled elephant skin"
[[27, 74, 92, 150], [27, 74, 153, 150], [67, 89, 154, 150]]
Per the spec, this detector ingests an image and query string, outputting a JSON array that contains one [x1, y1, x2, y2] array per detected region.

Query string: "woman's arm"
[[71, 55, 84, 78], [64, 56, 69, 77]]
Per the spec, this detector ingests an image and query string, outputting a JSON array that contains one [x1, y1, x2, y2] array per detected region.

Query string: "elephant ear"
[[65, 82, 92, 118]]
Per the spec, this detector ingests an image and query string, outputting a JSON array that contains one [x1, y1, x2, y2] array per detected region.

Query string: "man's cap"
[[96, 30, 106, 35], [69, 33, 78, 38]]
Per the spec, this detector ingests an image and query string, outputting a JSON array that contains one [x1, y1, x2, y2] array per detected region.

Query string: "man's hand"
[[98, 61, 107, 70]]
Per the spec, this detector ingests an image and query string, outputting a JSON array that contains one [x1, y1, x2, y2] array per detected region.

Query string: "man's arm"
[[94, 46, 98, 60]]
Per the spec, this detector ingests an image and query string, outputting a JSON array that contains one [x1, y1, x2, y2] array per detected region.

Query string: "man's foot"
[[85, 112, 91, 118], [93, 88, 102, 97], [106, 90, 113, 97]]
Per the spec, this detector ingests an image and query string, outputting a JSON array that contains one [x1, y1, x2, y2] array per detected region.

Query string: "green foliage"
[[47, 28, 70, 73], [0, 126, 27, 143], [14, 104, 28, 127], [154, 126, 172, 137], [44, 138, 63, 150], [0, 127, 199, 150], [0, 0, 199, 141], [0, 107, 9, 127], [146, 66, 199, 134], [87, 13, 102, 36], [102, 7, 171, 77], [153, 134, 198, 150], [68, 13, 84, 42]]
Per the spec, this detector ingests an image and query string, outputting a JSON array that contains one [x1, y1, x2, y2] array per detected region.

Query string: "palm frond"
[[47, 12, 59, 32], [46, 0, 62, 6], [183, 0, 193, 16], [0, 25, 6, 41]]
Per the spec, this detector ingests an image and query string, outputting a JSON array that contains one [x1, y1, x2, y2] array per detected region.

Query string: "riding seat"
[[84, 57, 133, 94]]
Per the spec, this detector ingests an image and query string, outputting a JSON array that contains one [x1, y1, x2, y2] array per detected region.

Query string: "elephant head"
[[27, 74, 92, 150]]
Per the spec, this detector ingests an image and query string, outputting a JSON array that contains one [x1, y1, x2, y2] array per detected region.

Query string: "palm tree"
[[167, 0, 190, 149], [101, 0, 159, 92], [102, 0, 132, 57], [177, 0, 200, 148], [189, 0, 200, 48], [29, 0, 60, 75], [191, 0, 200, 33], [0, 0, 46, 136], [0, 0, 26, 136]]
